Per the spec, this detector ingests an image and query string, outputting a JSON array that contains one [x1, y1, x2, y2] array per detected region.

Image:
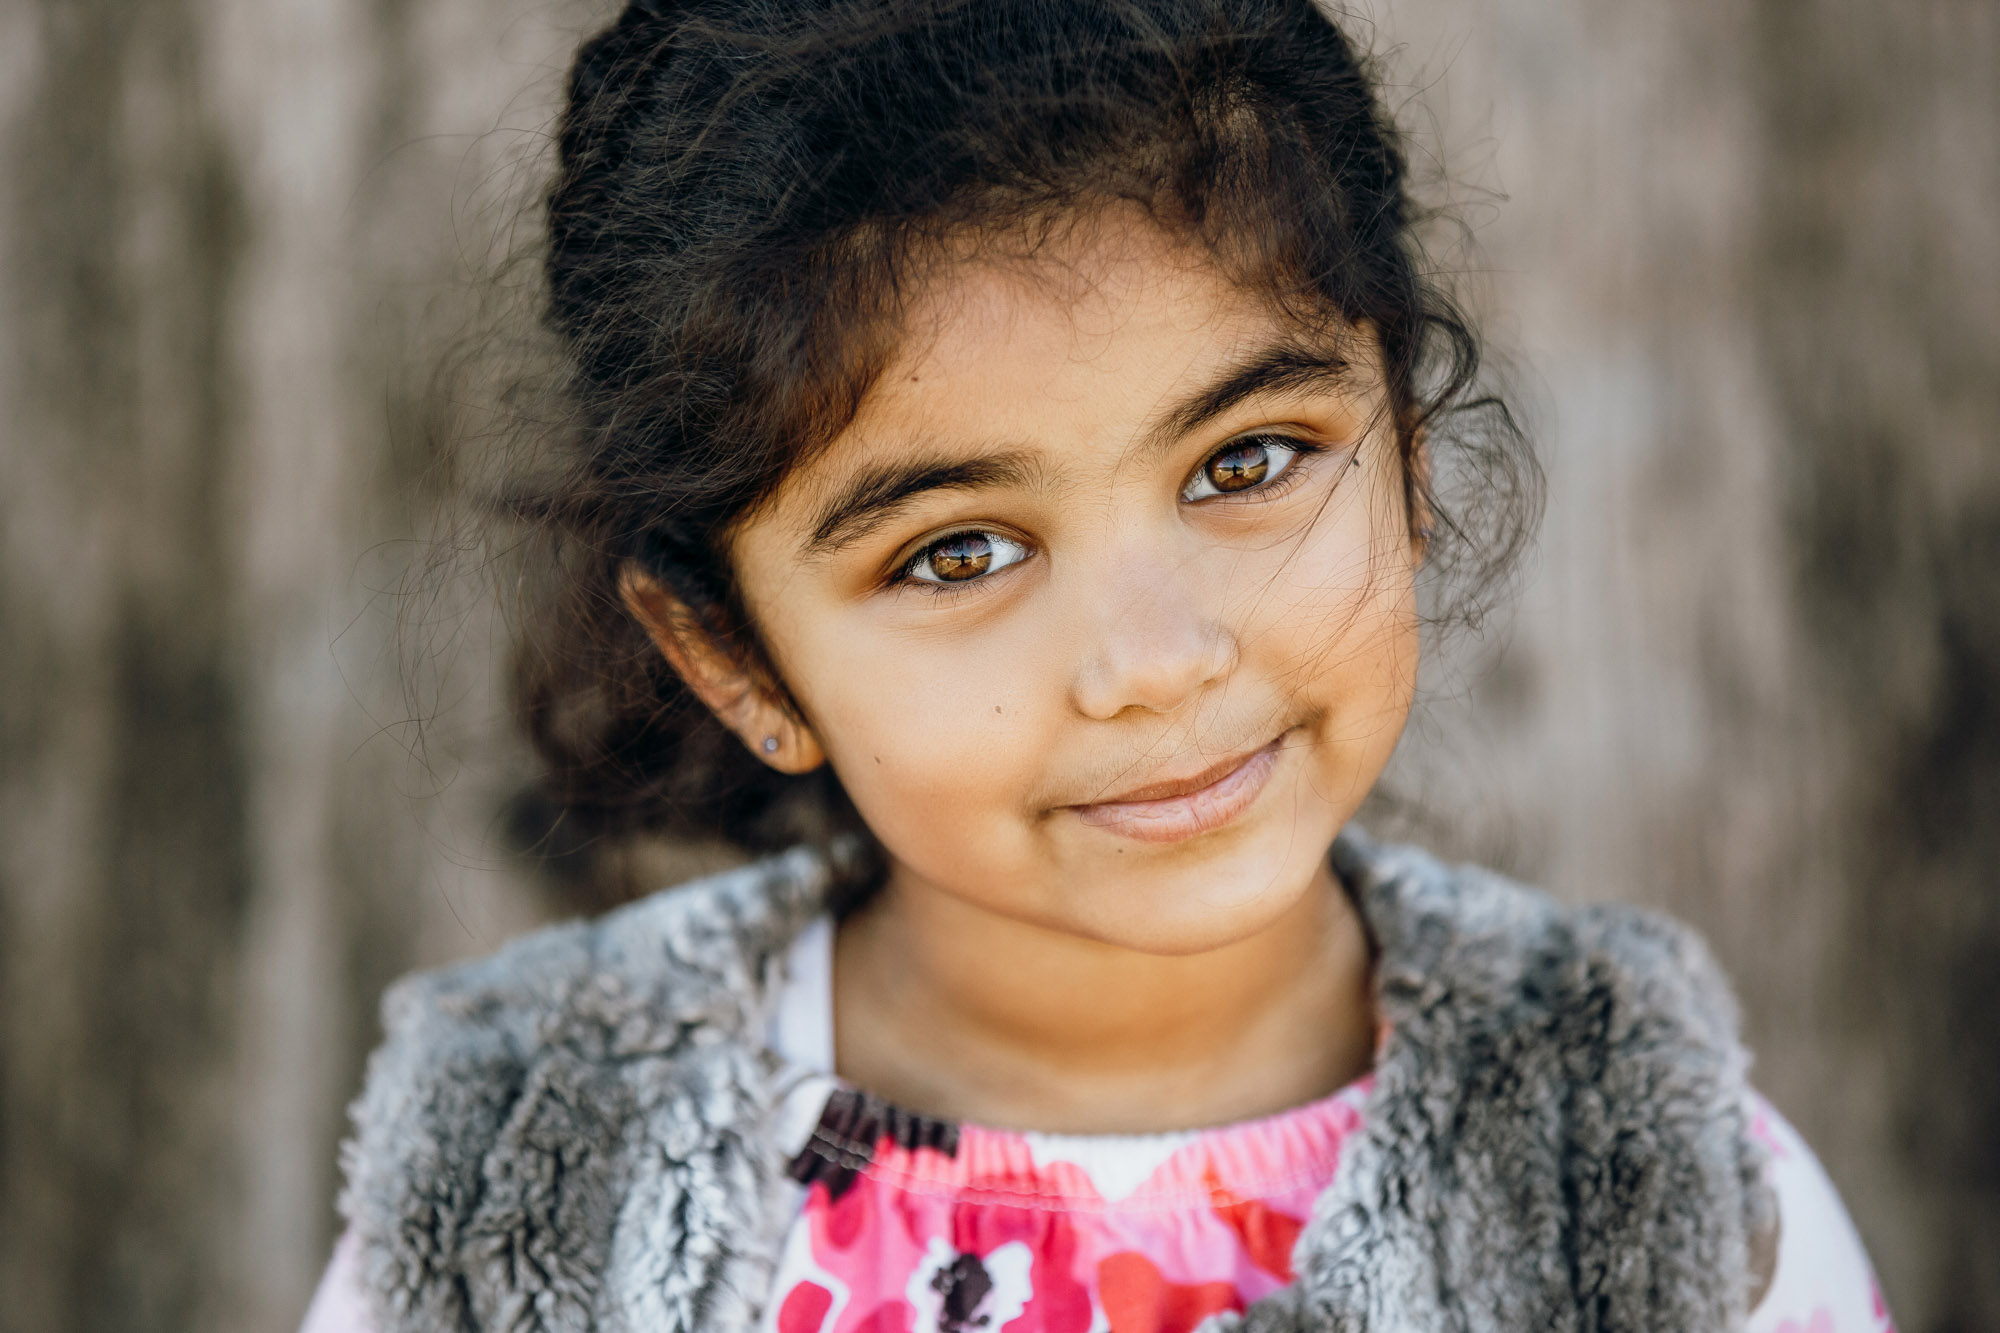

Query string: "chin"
[[1067, 848, 1324, 956]]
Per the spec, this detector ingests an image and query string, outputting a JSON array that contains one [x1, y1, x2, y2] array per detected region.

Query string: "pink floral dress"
[[765, 1076, 1366, 1333], [751, 919, 1891, 1333]]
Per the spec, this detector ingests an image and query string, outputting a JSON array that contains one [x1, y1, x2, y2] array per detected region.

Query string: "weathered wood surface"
[[0, 1, 1992, 1329], [0, 1, 570, 1328], [1365, 4, 2000, 1326]]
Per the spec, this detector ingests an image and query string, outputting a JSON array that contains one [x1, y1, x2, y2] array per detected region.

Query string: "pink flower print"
[[765, 1186, 854, 1333], [792, 1168, 929, 1333], [1749, 1106, 1792, 1161], [1871, 1278, 1897, 1332], [945, 1172, 1093, 1333], [780, 1284, 838, 1333], [1095, 1252, 1241, 1333], [1773, 1308, 1835, 1333], [1201, 1166, 1304, 1281], [850, 1302, 917, 1333]]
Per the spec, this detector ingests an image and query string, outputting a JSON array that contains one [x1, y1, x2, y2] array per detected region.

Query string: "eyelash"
[[891, 529, 1034, 596], [886, 435, 1351, 596], [1180, 433, 1334, 506]]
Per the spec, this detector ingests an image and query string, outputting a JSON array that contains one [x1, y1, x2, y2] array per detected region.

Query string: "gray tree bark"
[[1369, 2, 2000, 1327], [0, 1, 1991, 1330], [0, 1, 565, 1328]]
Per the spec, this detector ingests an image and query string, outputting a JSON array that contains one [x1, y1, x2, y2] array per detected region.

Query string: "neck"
[[831, 855, 1377, 1134]]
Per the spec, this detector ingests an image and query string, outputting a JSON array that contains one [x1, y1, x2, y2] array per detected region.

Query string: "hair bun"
[[565, 0, 683, 115]]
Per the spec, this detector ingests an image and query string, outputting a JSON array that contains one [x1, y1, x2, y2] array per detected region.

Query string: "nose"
[[1069, 559, 1239, 720]]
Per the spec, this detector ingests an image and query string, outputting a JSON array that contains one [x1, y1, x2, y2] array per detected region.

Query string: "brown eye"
[[928, 533, 992, 580], [1206, 442, 1270, 491], [904, 530, 1030, 586], [1181, 435, 1309, 502]]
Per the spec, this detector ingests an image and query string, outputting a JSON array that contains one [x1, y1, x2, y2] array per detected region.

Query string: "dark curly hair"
[[501, 0, 1538, 880]]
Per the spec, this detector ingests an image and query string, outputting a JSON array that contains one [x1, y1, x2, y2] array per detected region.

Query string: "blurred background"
[[1, 0, 1994, 1329]]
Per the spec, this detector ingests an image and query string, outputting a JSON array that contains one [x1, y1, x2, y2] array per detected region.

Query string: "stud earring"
[[761, 735, 779, 754]]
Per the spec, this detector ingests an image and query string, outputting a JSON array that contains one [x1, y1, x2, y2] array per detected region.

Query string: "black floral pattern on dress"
[[931, 1251, 995, 1333], [787, 1085, 961, 1199]]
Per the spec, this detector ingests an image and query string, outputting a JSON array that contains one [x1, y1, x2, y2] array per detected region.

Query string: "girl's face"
[[727, 217, 1421, 955]]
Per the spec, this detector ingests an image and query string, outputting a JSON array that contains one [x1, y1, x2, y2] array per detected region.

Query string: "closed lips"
[[1070, 737, 1285, 843]]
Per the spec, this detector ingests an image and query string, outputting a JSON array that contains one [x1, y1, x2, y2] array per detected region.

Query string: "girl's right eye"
[[900, 530, 1030, 587]]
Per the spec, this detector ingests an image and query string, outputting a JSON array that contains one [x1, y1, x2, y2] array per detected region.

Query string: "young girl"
[[304, 2, 1887, 1329]]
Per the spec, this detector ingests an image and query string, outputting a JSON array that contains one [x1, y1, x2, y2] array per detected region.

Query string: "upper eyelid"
[[892, 438, 1339, 583], [889, 526, 1030, 583], [895, 523, 1017, 562], [1207, 424, 1324, 451], [892, 533, 1033, 596], [875, 429, 1335, 576], [1190, 424, 1328, 470]]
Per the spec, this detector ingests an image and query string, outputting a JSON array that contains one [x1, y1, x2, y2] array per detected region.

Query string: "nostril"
[[1070, 607, 1238, 720]]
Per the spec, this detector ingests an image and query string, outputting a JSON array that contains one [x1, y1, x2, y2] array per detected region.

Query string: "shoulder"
[[1337, 830, 1744, 1048], [336, 845, 834, 1330], [1341, 831, 1758, 1202], [366, 843, 833, 1048], [1746, 1096, 1894, 1333], [1318, 831, 1774, 1326], [340, 843, 829, 1220]]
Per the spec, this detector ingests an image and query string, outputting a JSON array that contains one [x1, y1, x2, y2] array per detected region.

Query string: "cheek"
[[786, 609, 1054, 844], [1231, 488, 1419, 714]]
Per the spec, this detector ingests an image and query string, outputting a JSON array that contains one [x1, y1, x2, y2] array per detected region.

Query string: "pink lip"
[[1070, 737, 1285, 843]]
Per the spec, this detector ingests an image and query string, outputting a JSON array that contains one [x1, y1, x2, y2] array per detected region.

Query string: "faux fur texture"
[[340, 832, 1775, 1332]]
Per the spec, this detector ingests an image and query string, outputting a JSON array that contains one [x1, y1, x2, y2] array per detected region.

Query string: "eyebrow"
[[801, 338, 1355, 557], [1143, 341, 1355, 457], [805, 451, 1040, 555]]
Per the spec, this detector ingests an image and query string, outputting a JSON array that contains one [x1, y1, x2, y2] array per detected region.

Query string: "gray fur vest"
[[341, 831, 1777, 1332]]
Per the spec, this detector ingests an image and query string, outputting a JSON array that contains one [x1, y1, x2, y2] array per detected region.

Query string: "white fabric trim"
[[769, 914, 836, 1074], [1746, 1098, 1890, 1332]]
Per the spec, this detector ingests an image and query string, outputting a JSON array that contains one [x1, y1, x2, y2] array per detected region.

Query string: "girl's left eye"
[[901, 530, 1031, 587], [1180, 435, 1312, 502]]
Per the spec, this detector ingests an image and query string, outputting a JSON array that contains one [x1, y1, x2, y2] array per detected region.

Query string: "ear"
[[616, 562, 827, 775]]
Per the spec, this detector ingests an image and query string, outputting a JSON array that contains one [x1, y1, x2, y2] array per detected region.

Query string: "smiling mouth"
[[1068, 734, 1288, 844]]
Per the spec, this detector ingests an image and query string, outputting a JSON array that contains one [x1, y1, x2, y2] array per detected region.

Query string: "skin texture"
[[623, 214, 1423, 1132]]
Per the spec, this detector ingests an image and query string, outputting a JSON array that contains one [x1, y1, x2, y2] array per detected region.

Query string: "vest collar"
[[342, 831, 1773, 1331]]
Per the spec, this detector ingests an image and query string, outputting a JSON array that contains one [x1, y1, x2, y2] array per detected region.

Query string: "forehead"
[[921, 215, 1265, 343], [771, 219, 1305, 507], [889, 220, 1277, 412]]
